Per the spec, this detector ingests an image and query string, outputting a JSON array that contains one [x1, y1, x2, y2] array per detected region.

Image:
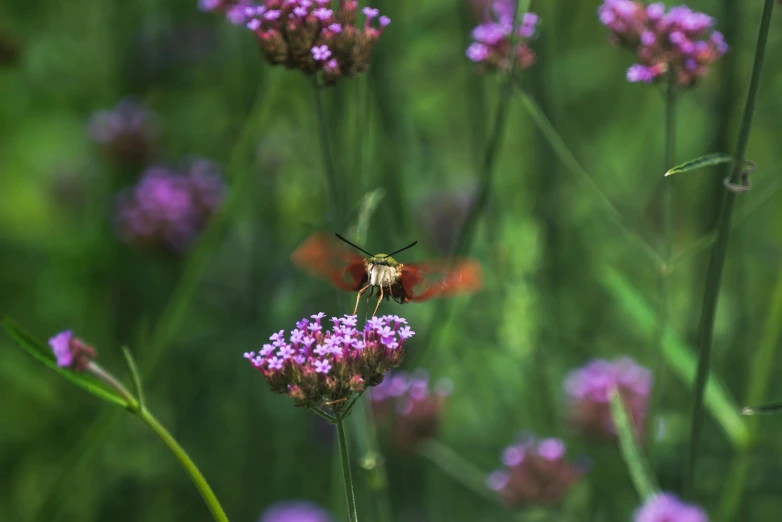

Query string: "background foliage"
[[1, 0, 782, 520]]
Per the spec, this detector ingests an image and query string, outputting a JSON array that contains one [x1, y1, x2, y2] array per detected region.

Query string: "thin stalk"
[[718, 271, 782, 520], [312, 80, 343, 225], [685, 0, 775, 496], [650, 74, 677, 453], [336, 414, 360, 522], [452, 0, 530, 257], [138, 410, 230, 522], [418, 439, 497, 504]]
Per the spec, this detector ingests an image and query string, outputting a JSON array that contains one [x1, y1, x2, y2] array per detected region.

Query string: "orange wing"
[[399, 259, 483, 302], [290, 233, 367, 292]]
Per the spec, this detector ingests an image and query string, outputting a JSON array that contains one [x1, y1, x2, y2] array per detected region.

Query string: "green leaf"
[[609, 389, 659, 500], [664, 153, 733, 177], [0, 315, 128, 407], [600, 268, 750, 447]]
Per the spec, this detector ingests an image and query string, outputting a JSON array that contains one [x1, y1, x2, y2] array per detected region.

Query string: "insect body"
[[290, 232, 483, 316]]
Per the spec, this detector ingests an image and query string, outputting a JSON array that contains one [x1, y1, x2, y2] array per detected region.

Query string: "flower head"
[[488, 434, 583, 508], [370, 368, 452, 452], [598, 1, 727, 86], [564, 356, 652, 441], [466, 5, 540, 72], [634, 493, 709, 522], [259, 500, 333, 522], [115, 158, 224, 253], [207, 0, 391, 86], [87, 97, 160, 166], [246, 314, 414, 410], [48, 330, 96, 371]]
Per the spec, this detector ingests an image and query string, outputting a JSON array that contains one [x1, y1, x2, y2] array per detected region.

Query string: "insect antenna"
[[382, 240, 418, 258], [335, 233, 375, 257]]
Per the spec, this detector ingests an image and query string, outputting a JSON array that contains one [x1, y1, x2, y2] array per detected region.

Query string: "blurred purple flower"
[[564, 357, 652, 441], [87, 98, 160, 166], [598, 1, 727, 86], [466, 1, 539, 72], [259, 500, 333, 522], [370, 368, 453, 452], [634, 493, 709, 522], [48, 330, 96, 371], [414, 186, 476, 255], [115, 158, 224, 253], [246, 314, 413, 409], [488, 434, 582, 508], [205, 0, 390, 86]]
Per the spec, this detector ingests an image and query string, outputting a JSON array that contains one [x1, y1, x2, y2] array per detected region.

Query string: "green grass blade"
[[664, 153, 733, 177], [609, 389, 659, 500], [600, 268, 749, 447], [0, 315, 128, 407]]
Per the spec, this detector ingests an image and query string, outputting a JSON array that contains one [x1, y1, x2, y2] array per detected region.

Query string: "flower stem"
[[685, 0, 775, 497], [311, 79, 343, 226], [137, 409, 229, 522], [336, 413, 360, 522], [718, 270, 782, 520], [418, 439, 497, 504], [650, 73, 676, 454]]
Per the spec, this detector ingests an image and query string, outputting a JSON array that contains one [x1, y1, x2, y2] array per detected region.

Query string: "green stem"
[[311, 80, 343, 226], [609, 389, 659, 500], [452, 0, 530, 257], [138, 409, 230, 522], [685, 0, 775, 497], [650, 74, 676, 452], [336, 414, 360, 522], [718, 271, 782, 520], [418, 439, 497, 504], [519, 91, 662, 266]]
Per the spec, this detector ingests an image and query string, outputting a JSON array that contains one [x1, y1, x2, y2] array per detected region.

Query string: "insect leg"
[[372, 284, 384, 316], [353, 284, 371, 315]]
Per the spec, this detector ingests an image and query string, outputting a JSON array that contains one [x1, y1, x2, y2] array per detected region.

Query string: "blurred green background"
[[2, 0, 782, 520]]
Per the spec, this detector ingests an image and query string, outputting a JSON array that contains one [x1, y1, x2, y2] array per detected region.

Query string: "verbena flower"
[[48, 330, 96, 371], [245, 314, 414, 410], [466, 1, 539, 72], [203, 1, 390, 86], [487, 434, 582, 508], [564, 357, 652, 441], [598, 1, 727, 86], [259, 500, 333, 522], [115, 158, 224, 253], [87, 97, 160, 166], [370, 368, 453, 452], [634, 493, 709, 522]]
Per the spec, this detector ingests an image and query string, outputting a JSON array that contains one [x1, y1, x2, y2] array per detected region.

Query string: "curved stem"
[[138, 410, 230, 522], [418, 439, 496, 504], [685, 0, 775, 497], [311, 79, 343, 226], [336, 414, 360, 522]]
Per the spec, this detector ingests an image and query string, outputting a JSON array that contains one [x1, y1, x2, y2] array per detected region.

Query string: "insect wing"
[[290, 233, 366, 291], [400, 259, 483, 302]]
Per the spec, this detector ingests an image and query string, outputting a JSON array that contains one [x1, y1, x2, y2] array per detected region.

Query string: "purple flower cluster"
[[634, 493, 709, 522], [564, 357, 652, 441], [245, 314, 414, 409], [598, 1, 727, 86], [202, 0, 390, 86], [487, 435, 582, 508], [115, 158, 224, 253], [87, 98, 160, 166], [259, 500, 333, 522], [48, 330, 96, 371], [370, 369, 453, 452], [466, 1, 539, 72]]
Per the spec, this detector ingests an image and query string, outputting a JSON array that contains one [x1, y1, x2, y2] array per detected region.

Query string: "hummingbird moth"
[[290, 232, 483, 316]]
